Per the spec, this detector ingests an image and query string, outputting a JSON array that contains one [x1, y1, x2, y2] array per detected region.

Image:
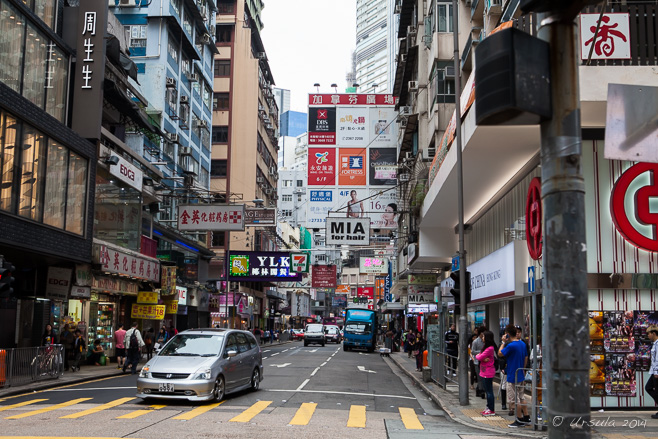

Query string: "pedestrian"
[[445, 323, 459, 376], [415, 332, 426, 372], [123, 322, 145, 374], [156, 326, 168, 350], [645, 325, 658, 419], [253, 327, 261, 344], [407, 330, 416, 358], [88, 339, 104, 366], [471, 326, 486, 398], [144, 327, 154, 360], [476, 330, 497, 416], [114, 323, 126, 370], [42, 324, 58, 346], [402, 329, 408, 354], [60, 323, 75, 371], [468, 332, 478, 389], [71, 329, 85, 372], [498, 324, 530, 428]]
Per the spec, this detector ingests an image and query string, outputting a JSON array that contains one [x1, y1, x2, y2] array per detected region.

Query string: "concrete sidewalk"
[[388, 351, 658, 439]]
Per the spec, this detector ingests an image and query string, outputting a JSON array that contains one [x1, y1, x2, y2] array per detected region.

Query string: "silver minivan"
[[136, 328, 262, 402]]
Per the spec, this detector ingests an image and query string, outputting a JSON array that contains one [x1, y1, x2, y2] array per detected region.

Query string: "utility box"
[[475, 28, 551, 126]]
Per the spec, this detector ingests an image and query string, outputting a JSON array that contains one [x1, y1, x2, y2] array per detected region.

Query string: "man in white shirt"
[[123, 322, 145, 375], [646, 325, 658, 419]]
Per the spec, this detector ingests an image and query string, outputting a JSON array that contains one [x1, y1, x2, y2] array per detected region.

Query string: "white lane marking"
[[321, 362, 327, 367], [357, 365, 376, 374], [309, 349, 318, 353], [263, 357, 268, 360], [296, 379, 310, 391], [271, 352, 280, 356], [49, 386, 134, 392], [310, 367, 320, 376], [264, 389, 416, 400], [282, 349, 289, 352], [326, 357, 332, 361], [270, 363, 291, 368], [263, 350, 271, 352]]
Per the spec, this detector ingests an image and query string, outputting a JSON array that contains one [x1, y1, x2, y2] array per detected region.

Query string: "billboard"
[[326, 217, 370, 245], [312, 265, 337, 288], [308, 148, 337, 185], [337, 107, 369, 146], [359, 257, 389, 274], [178, 205, 245, 231], [308, 107, 336, 145], [369, 107, 398, 147], [369, 148, 397, 186], [338, 148, 367, 186], [227, 251, 302, 282]]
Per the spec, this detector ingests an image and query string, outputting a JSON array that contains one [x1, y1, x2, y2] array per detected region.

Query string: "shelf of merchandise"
[[88, 302, 115, 357]]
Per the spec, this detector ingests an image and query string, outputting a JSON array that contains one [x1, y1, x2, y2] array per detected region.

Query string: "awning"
[[381, 302, 405, 313], [399, 113, 418, 156], [103, 79, 158, 135]]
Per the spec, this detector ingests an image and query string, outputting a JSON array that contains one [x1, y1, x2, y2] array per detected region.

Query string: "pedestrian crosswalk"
[[0, 398, 426, 429]]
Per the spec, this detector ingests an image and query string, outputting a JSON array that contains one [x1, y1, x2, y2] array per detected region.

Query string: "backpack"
[[75, 336, 86, 353], [129, 330, 139, 350]]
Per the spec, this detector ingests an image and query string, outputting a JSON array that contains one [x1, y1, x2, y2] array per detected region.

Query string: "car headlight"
[[193, 368, 212, 380], [139, 366, 150, 378]]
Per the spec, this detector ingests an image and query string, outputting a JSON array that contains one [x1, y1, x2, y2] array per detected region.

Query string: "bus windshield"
[[345, 323, 371, 335]]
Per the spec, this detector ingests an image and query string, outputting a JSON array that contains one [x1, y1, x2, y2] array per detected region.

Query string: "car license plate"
[[159, 383, 175, 392]]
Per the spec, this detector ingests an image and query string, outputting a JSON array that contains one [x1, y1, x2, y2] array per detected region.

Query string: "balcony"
[[460, 27, 482, 71]]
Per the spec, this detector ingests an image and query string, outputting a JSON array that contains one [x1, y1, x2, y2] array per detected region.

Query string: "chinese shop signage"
[[359, 257, 389, 274], [580, 13, 630, 60], [137, 291, 158, 304], [131, 304, 166, 320], [177, 205, 245, 231], [228, 252, 302, 282], [160, 266, 177, 295], [94, 243, 160, 282]]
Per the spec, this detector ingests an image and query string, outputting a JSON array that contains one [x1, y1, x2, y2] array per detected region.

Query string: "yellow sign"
[[137, 291, 159, 304], [131, 304, 166, 320], [161, 266, 177, 295], [164, 301, 178, 314]]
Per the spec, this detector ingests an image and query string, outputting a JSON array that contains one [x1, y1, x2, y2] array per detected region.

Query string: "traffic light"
[[0, 260, 16, 298], [449, 270, 471, 313]]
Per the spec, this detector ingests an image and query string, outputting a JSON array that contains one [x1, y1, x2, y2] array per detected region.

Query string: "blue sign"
[[451, 255, 460, 271], [349, 156, 363, 169], [528, 266, 535, 293], [310, 190, 332, 202]]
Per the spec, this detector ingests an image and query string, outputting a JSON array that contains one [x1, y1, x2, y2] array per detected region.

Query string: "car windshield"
[[306, 324, 323, 332], [327, 328, 339, 334], [345, 323, 371, 334], [159, 334, 225, 357]]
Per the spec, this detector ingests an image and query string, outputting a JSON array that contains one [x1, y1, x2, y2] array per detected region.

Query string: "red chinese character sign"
[[177, 205, 245, 231], [525, 177, 543, 260], [611, 163, 658, 252], [308, 148, 336, 185], [580, 13, 630, 60]]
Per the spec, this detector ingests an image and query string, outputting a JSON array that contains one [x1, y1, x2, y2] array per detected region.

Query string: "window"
[[282, 180, 292, 187], [214, 59, 231, 76], [216, 24, 232, 42], [211, 231, 225, 247], [182, 55, 191, 76], [183, 9, 193, 36], [170, 0, 180, 16], [437, 2, 454, 33], [210, 159, 227, 177], [217, 0, 235, 14], [203, 83, 212, 109], [281, 210, 292, 217], [215, 93, 229, 110], [211, 126, 228, 143], [125, 25, 147, 48], [167, 36, 179, 63], [296, 180, 303, 187], [281, 194, 292, 202], [297, 195, 302, 202]]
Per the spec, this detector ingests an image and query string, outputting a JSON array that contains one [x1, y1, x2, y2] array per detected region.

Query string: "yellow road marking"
[[0, 437, 137, 439], [0, 375, 122, 402], [60, 397, 135, 419], [399, 407, 424, 430], [229, 400, 272, 423], [117, 404, 166, 419], [347, 404, 366, 428], [289, 402, 317, 426], [0, 399, 48, 412], [5, 398, 92, 419], [171, 401, 223, 420]]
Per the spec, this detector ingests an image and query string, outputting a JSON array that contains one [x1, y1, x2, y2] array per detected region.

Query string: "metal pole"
[[451, 0, 468, 406], [537, 10, 591, 439]]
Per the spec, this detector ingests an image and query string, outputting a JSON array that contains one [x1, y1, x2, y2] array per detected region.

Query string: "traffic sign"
[[528, 266, 535, 293]]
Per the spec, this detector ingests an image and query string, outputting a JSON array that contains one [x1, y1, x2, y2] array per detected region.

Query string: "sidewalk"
[[388, 351, 658, 439]]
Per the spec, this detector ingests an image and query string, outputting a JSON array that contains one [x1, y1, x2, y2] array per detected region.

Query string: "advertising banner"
[[228, 251, 302, 282], [308, 107, 336, 145], [131, 304, 166, 320], [409, 273, 438, 285], [245, 208, 276, 226], [369, 148, 397, 186], [359, 257, 389, 274], [367, 188, 398, 229], [291, 253, 310, 273], [332, 296, 347, 307], [357, 286, 374, 298], [338, 148, 367, 186], [309, 94, 397, 106], [337, 107, 369, 146], [312, 265, 337, 288], [308, 148, 337, 185], [164, 301, 178, 314], [326, 217, 370, 245], [178, 205, 245, 231], [95, 243, 160, 282], [160, 265, 177, 295], [46, 267, 72, 300], [137, 291, 158, 304], [369, 107, 398, 146]]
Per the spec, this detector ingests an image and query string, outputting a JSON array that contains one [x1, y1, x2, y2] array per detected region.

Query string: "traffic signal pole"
[[536, 8, 591, 439], [451, 0, 469, 407]]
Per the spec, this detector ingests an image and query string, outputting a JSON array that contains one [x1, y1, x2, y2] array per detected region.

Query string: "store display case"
[[88, 302, 115, 357]]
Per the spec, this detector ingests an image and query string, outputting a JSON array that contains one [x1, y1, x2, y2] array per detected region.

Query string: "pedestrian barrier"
[[510, 366, 547, 431], [0, 345, 64, 389], [430, 350, 459, 388]]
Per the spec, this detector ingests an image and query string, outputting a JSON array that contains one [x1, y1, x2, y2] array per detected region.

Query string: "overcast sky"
[[261, 0, 357, 113]]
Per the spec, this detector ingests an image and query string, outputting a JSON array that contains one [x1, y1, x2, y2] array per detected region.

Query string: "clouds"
[[261, 0, 356, 112]]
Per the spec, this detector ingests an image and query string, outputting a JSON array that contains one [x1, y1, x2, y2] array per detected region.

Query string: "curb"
[[386, 354, 545, 438]]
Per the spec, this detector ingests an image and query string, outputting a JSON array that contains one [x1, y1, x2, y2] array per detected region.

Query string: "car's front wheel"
[[213, 375, 225, 401], [250, 368, 260, 392]]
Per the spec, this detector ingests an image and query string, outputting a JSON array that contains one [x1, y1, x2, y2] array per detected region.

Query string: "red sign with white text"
[[308, 148, 337, 185], [308, 94, 397, 106], [312, 265, 337, 288], [357, 287, 374, 299]]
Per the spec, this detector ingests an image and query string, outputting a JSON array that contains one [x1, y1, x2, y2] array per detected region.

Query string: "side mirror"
[[226, 349, 238, 358]]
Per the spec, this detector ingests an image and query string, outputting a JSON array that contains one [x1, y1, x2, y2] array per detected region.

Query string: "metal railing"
[[504, 367, 548, 431], [431, 350, 459, 388], [0, 345, 64, 389]]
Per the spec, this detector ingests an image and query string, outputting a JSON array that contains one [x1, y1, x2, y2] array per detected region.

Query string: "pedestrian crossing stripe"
[[171, 401, 224, 420], [60, 397, 136, 419], [0, 399, 48, 412], [229, 400, 272, 423], [5, 398, 92, 419], [289, 402, 317, 426], [116, 404, 166, 419], [347, 405, 366, 428], [398, 407, 423, 430]]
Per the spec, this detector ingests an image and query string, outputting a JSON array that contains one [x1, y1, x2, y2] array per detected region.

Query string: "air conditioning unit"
[[427, 146, 436, 159], [394, 4, 401, 14], [166, 132, 179, 143], [400, 54, 407, 63], [269, 166, 277, 176], [400, 119, 408, 129], [180, 95, 189, 104], [166, 77, 176, 88], [407, 26, 417, 37], [488, 0, 503, 13], [408, 81, 419, 91], [200, 5, 208, 19], [256, 176, 264, 183], [188, 73, 199, 82], [256, 52, 266, 60], [119, 0, 134, 6], [400, 106, 412, 116], [444, 66, 456, 79], [179, 146, 192, 156], [202, 33, 211, 45]]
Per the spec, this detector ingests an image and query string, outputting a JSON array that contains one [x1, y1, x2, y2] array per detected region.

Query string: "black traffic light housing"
[[449, 270, 471, 313], [0, 260, 16, 298]]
